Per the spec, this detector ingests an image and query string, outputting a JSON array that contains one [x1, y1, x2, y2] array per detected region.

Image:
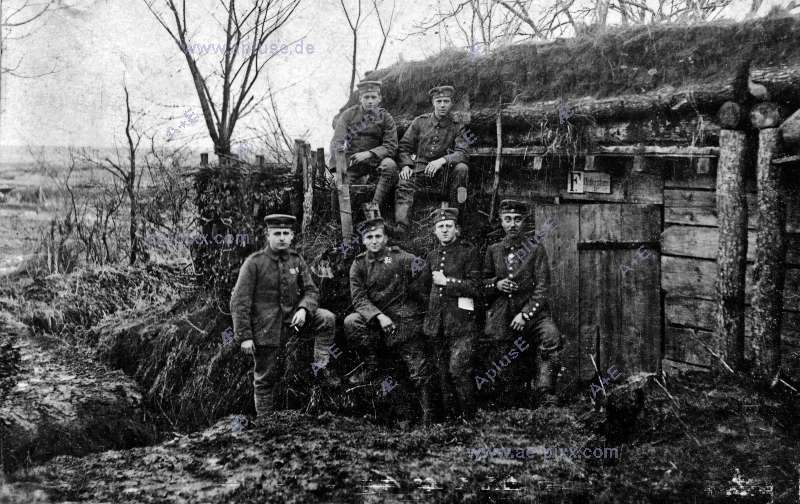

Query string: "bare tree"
[[81, 82, 146, 265], [339, 0, 364, 97], [142, 0, 302, 157], [372, 0, 396, 70], [410, 0, 738, 48]]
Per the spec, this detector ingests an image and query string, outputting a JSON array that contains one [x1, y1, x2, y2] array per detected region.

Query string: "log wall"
[[661, 160, 800, 367]]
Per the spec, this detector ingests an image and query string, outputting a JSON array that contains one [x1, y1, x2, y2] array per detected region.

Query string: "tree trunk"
[[752, 120, 786, 379], [715, 128, 748, 371]]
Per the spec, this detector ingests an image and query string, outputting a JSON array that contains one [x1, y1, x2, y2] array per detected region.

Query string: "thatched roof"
[[353, 14, 800, 129]]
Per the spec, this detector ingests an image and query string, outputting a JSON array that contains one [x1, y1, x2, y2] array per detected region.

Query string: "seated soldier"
[[330, 80, 399, 217], [229, 214, 336, 423], [482, 200, 562, 405], [417, 207, 480, 419], [394, 85, 471, 238], [343, 217, 434, 425]]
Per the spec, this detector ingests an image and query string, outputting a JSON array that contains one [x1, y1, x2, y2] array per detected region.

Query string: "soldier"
[[343, 217, 434, 425], [394, 85, 472, 238], [330, 80, 399, 216], [482, 200, 561, 405], [417, 207, 480, 419], [230, 214, 336, 421]]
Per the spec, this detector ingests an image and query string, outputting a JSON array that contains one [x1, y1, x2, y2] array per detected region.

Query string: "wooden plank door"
[[535, 205, 580, 391], [578, 204, 662, 379]]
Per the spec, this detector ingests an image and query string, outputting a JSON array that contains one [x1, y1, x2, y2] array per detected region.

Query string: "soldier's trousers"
[[395, 162, 469, 229], [432, 330, 476, 416], [345, 157, 399, 209], [252, 308, 335, 417], [343, 312, 431, 388], [478, 314, 561, 401]]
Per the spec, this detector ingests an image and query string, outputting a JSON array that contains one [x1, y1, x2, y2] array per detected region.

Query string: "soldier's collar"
[[432, 112, 453, 124], [366, 248, 390, 262], [437, 238, 458, 249], [265, 246, 291, 260], [502, 234, 523, 248]]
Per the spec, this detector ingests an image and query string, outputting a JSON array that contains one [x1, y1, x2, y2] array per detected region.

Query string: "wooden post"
[[315, 148, 325, 186], [715, 126, 749, 372], [301, 143, 315, 234], [751, 102, 786, 379], [290, 139, 305, 217], [200, 153, 208, 166], [256, 155, 265, 168], [489, 102, 503, 222], [334, 147, 353, 239]]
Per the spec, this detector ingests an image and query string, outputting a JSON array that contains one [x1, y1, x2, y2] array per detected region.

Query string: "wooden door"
[[536, 203, 662, 387]]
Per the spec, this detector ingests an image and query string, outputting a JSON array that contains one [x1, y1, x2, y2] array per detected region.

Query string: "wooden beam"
[[752, 105, 786, 378], [779, 109, 800, 150], [471, 145, 719, 158], [715, 128, 748, 372]]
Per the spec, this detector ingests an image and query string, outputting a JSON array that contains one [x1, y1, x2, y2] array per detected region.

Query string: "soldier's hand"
[[510, 313, 527, 331], [399, 166, 413, 180], [496, 278, 518, 293], [425, 158, 445, 176], [377, 314, 396, 334], [350, 151, 373, 164], [291, 308, 307, 328], [432, 270, 448, 286], [240, 339, 255, 355]]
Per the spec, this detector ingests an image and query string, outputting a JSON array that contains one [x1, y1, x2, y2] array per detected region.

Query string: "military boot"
[[253, 386, 276, 422], [534, 351, 559, 406]]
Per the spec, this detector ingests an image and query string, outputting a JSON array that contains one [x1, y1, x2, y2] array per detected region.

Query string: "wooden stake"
[[752, 104, 786, 378], [489, 100, 503, 222], [334, 147, 353, 239], [715, 128, 748, 372], [302, 142, 314, 234]]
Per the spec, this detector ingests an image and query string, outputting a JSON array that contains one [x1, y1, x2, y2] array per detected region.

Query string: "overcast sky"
[[0, 0, 771, 160]]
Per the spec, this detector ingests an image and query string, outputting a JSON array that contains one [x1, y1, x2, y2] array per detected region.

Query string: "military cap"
[[355, 217, 386, 236], [356, 80, 382, 94], [264, 214, 296, 228], [498, 199, 528, 215], [429, 207, 459, 224], [428, 85, 455, 99]]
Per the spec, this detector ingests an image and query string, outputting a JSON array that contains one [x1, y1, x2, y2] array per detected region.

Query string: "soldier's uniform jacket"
[[418, 238, 481, 338], [482, 235, 551, 340], [230, 247, 319, 346], [398, 112, 470, 167], [330, 105, 398, 166], [349, 245, 426, 342]]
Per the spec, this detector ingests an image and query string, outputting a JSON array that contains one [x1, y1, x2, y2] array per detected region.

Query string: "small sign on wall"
[[567, 171, 611, 194]]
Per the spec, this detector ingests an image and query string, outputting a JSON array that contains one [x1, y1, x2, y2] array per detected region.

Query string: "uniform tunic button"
[[508, 294, 512, 298]]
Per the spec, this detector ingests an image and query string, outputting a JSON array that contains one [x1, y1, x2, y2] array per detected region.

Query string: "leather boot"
[[253, 386, 276, 421], [534, 352, 559, 406]]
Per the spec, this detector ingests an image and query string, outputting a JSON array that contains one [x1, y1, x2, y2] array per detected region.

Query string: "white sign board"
[[567, 171, 611, 194]]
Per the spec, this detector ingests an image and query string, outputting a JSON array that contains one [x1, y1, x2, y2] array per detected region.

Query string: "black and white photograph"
[[1, 0, 800, 501]]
